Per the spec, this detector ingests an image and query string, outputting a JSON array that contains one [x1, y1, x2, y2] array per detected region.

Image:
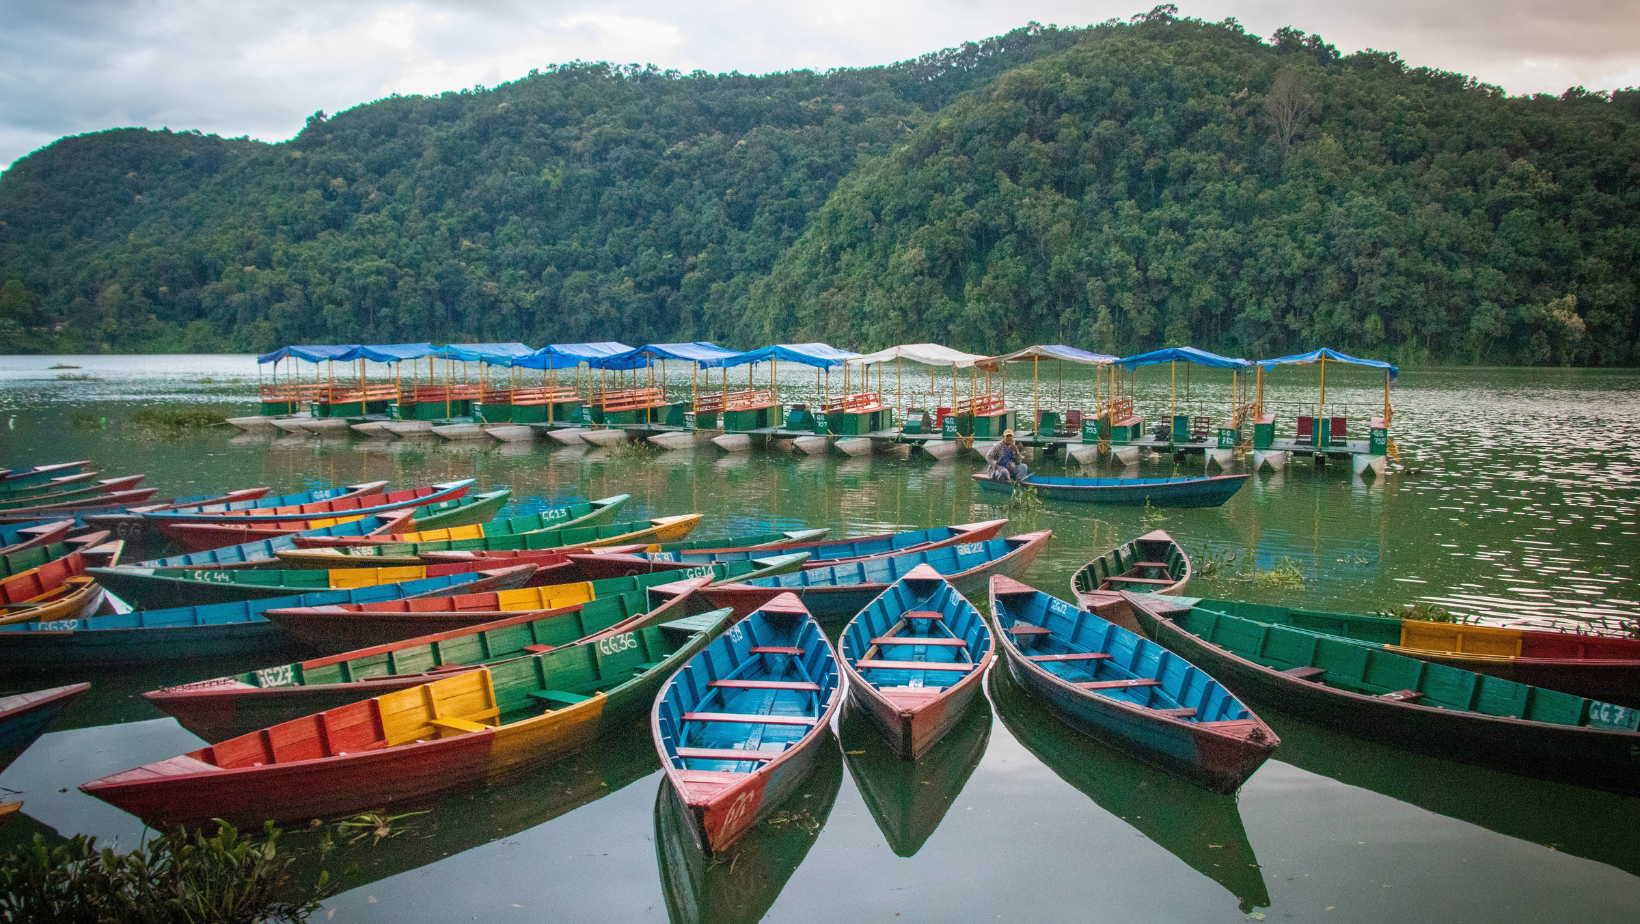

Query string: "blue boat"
[[591, 521, 1007, 574], [0, 461, 88, 489], [988, 575, 1278, 794], [699, 531, 1050, 619], [652, 593, 842, 855], [0, 683, 89, 771], [0, 567, 535, 671], [839, 564, 995, 759], [972, 473, 1248, 507], [147, 482, 388, 518]]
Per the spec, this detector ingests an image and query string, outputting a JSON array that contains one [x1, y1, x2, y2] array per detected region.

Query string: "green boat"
[[275, 514, 703, 568], [1127, 594, 1640, 796], [148, 577, 718, 741], [289, 494, 631, 549]]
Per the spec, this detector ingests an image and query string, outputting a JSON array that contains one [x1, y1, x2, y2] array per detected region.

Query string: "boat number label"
[[543, 507, 568, 521], [956, 543, 984, 556], [727, 624, 744, 643], [1589, 701, 1640, 732], [597, 633, 638, 656], [1049, 598, 1073, 617], [256, 665, 295, 688], [314, 488, 343, 501], [683, 565, 716, 580], [35, 619, 81, 631], [196, 571, 238, 584]]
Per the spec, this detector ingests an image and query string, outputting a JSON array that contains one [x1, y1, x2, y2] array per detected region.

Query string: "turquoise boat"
[[584, 521, 1007, 576], [973, 473, 1248, 507]]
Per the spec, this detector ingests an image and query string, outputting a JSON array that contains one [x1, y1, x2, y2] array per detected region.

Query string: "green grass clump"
[[605, 439, 661, 460], [128, 406, 228, 435], [0, 821, 331, 923], [1245, 557, 1306, 589]]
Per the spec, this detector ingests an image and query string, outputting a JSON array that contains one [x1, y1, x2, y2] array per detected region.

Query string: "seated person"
[[985, 430, 1029, 483]]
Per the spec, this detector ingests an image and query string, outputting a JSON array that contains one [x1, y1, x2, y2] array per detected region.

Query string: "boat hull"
[[973, 473, 1248, 507], [0, 683, 90, 771]]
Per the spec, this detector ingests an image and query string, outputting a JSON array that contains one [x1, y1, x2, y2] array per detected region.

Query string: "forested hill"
[[2, 11, 1638, 365]]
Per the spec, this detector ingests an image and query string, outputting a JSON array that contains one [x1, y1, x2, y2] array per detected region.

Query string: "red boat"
[[153, 481, 474, 552], [0, 488, 160, 522], [0, 552, 107, 627]]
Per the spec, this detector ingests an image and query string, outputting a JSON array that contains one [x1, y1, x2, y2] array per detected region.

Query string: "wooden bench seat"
[[1153, 707, 1197, 718], [1073, 678, 1161, 690], [428, 716, 489, 734], [751, 646, 804, 655], [957, 393, 1006, 417], [823, 393, 884, 415], [1007, 623, 1053, 636], [696, 390, 775, 414], [528, 689, 591, 707], [871, 637, 968, 647], [484, 386, 581, 407], [902, 611, 944, 621], [681, 712, 817, 726], [1026, 652, 1111, 663], [708, 679, 820, 691], [675, 746, 781, 762], [595, 387, 670, 413], [854, 659, 975, 672], [1281, 666, 1327, 681], [1106, 576, 1178, 585]]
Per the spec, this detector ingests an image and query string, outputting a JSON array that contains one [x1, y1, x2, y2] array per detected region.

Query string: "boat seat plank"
[[1281, 666, 1327, 681], [428, 717, 488, 734], [523, 644, 555, 653], [1153, 707, 1197, 718], [708, 679, 820, 691], [871, 637, 968, 647], [1074, 678, 1161, 690], [529, 689, 591, 706], [1026, 652, 1111, 662], [681, 712, 818, 726], [1007, 623, 1052, 635], [1132, 562, 1172, 568], [751, 646, 804, 655], [903, 611, 944, 621], [675, 746, 781, 762], [854, 659, 975, 672], [1106, 577, 1177, 585]]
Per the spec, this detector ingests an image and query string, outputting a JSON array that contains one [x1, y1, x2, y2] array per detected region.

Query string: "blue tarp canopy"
[[514, 342, 636, 371], [590, 342, 740, 371], [256, 345, 360, 365], [1115, 346, 1251, 371], [704, 343, 859, 370], [431, 343, 536, 365], [352, 343, 438, 363], [1257, 348, 1398, 382], [975, 344, 1116, 373]]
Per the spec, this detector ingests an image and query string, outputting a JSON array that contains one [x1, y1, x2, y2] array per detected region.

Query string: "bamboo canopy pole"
[[1318, 353, 1327, 414], [1169, 360, 1176, 417], [1383, 369, 1391, 424], [1033, 355, 1040, 426]]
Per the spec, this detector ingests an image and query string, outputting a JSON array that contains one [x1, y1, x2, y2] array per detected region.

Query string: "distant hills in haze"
[[1, 8, 1636, 365]]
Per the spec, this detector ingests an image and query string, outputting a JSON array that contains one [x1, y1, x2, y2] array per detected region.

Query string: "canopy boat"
[[0, 683, 91, 772], [652, 593, 842, 855], [583, 342, 741, 437], [688, 343, 859, 452], [0, 520, 78, 558], [699, 530, 1051, 620], [290, 494, 628, 548], [565, 520, 1007, 580], [252, 344, 386, 430], [839, 565, 995, 759], [511, 342, 635, 432], [0, 461, 89, 488], [148, 574, 718, 741], [1174, 598, 1640, 709], [260, 557, 803, 652], [83, 607, 736, 827], [0, 552, 107, 627], [0, 568, 537, 672], [140, 495, 629, 570], [990, 665, 1270, 912], [972, 345, 1117, 453], [1106, 346, 1255, 466], [154, 488, 508, 554], [0, 488, 158, 522], [275, 514, 703, 569], [973, 472, 1248, 507], [1251, 348, 1398, 475], [0, 474, 145, 511], [839, 694, 990, 858], [990, 577, 1277, 794], [1126, 593, 1640, 795], [655, 731, 843, 924], [143, 479, 472, 524], [831, 344, 986, 453], [1071, 530, 1191, 619]]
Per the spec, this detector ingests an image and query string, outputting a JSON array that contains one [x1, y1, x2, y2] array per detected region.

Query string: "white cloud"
[[1, 0, 1636, 170]]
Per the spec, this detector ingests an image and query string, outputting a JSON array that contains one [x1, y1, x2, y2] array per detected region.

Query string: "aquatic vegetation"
[[605, 439, 662, 460], [0, 821, 331, 923], [69, 411, 106, 430], [1243, 558, 1306, 589], [332, 810, 429, 846], [1190, 545, 1238, 579], [1377, 602, 1461, 623], [1140, 498, 1170, 528], [127, 406, 228, 436], [1001, 483, 1045, 514], [55, 372, 97, 381]]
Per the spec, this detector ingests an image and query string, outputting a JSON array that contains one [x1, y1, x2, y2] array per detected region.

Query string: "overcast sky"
[[2, 0, 1637, 170]]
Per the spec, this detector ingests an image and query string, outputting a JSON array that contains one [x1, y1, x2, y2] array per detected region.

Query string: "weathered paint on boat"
[[699, 530, 1051, 620], [154, 482, 481, 552], [973, 472, 1249, 507], [0, 489, 159, 522], [82, 609, 735, 828], [0, 552, 106, 626], [653, 593, 843, 855], [992, 578, 1278, 794], [275, 514, 703, 568], [0, 461, 89, 488], [0, 474, 145, 511], [1127, 593, 1640, 796], [292, 494, 628, 548], [145, 480, 472, 524]]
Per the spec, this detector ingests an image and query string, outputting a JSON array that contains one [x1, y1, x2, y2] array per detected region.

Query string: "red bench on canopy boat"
[[694, 389, 776, 415], [957, 393, 1006, 417], [823, 392, 885, 415], [594, 387, 670, 414]]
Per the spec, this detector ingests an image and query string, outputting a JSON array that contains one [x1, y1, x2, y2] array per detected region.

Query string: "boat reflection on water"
[[1264, 711, 1640, 879], [654, 729, 843, 924], [840, 697, 991, 857], [283, 719, 659, 892], [990, 666, 1271, 913], [0, 807, 69, 852]]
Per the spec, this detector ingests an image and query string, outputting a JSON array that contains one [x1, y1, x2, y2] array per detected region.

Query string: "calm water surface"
[[1, 355, 1638, 923]]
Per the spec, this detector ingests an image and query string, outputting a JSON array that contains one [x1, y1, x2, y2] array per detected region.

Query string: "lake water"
[[1, 355, 1637, 923]]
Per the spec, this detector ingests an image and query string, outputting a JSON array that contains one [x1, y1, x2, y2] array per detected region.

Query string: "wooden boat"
[[567, 520, 1007, 580], [839, 564, 995, 759], [150, 482, 390, 518], [0, 520, 77, 559], [261, 557, 804, 652], [635, 527, 830, 555], [148, 575, 717, 741], [145, 479, 472, 525], [274, 514, 704, 568], [0, 474, 145, 511], [699, 530, 1051, 620], [3, 534, 119, 581], [839, 695, 990, 858], [154, 488, 509, 554], [82, 607, 737, 827], [0, 461, 88, 488], [290, 494, 630, 549], [652, 593, 842, 855], [0, 470, 99, 500], [0, 488, 159, 521], [1164, 598, 1640, 709], [1071, 529, 1190, 628], [1126, 593, 1640, 795], [0, 569, 537, 671], [655, 731, 843, 924], [990, 664, 1271, 912], [0, 552, 107, 627], [80, 488, 273, 548], [990, 577, 1277, 794], [972, 473, 1249, 507], [0, 683, 91, 771]]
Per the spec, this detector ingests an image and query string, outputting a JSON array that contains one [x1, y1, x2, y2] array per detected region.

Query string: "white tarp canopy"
[[848, 343, 984, 368]]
